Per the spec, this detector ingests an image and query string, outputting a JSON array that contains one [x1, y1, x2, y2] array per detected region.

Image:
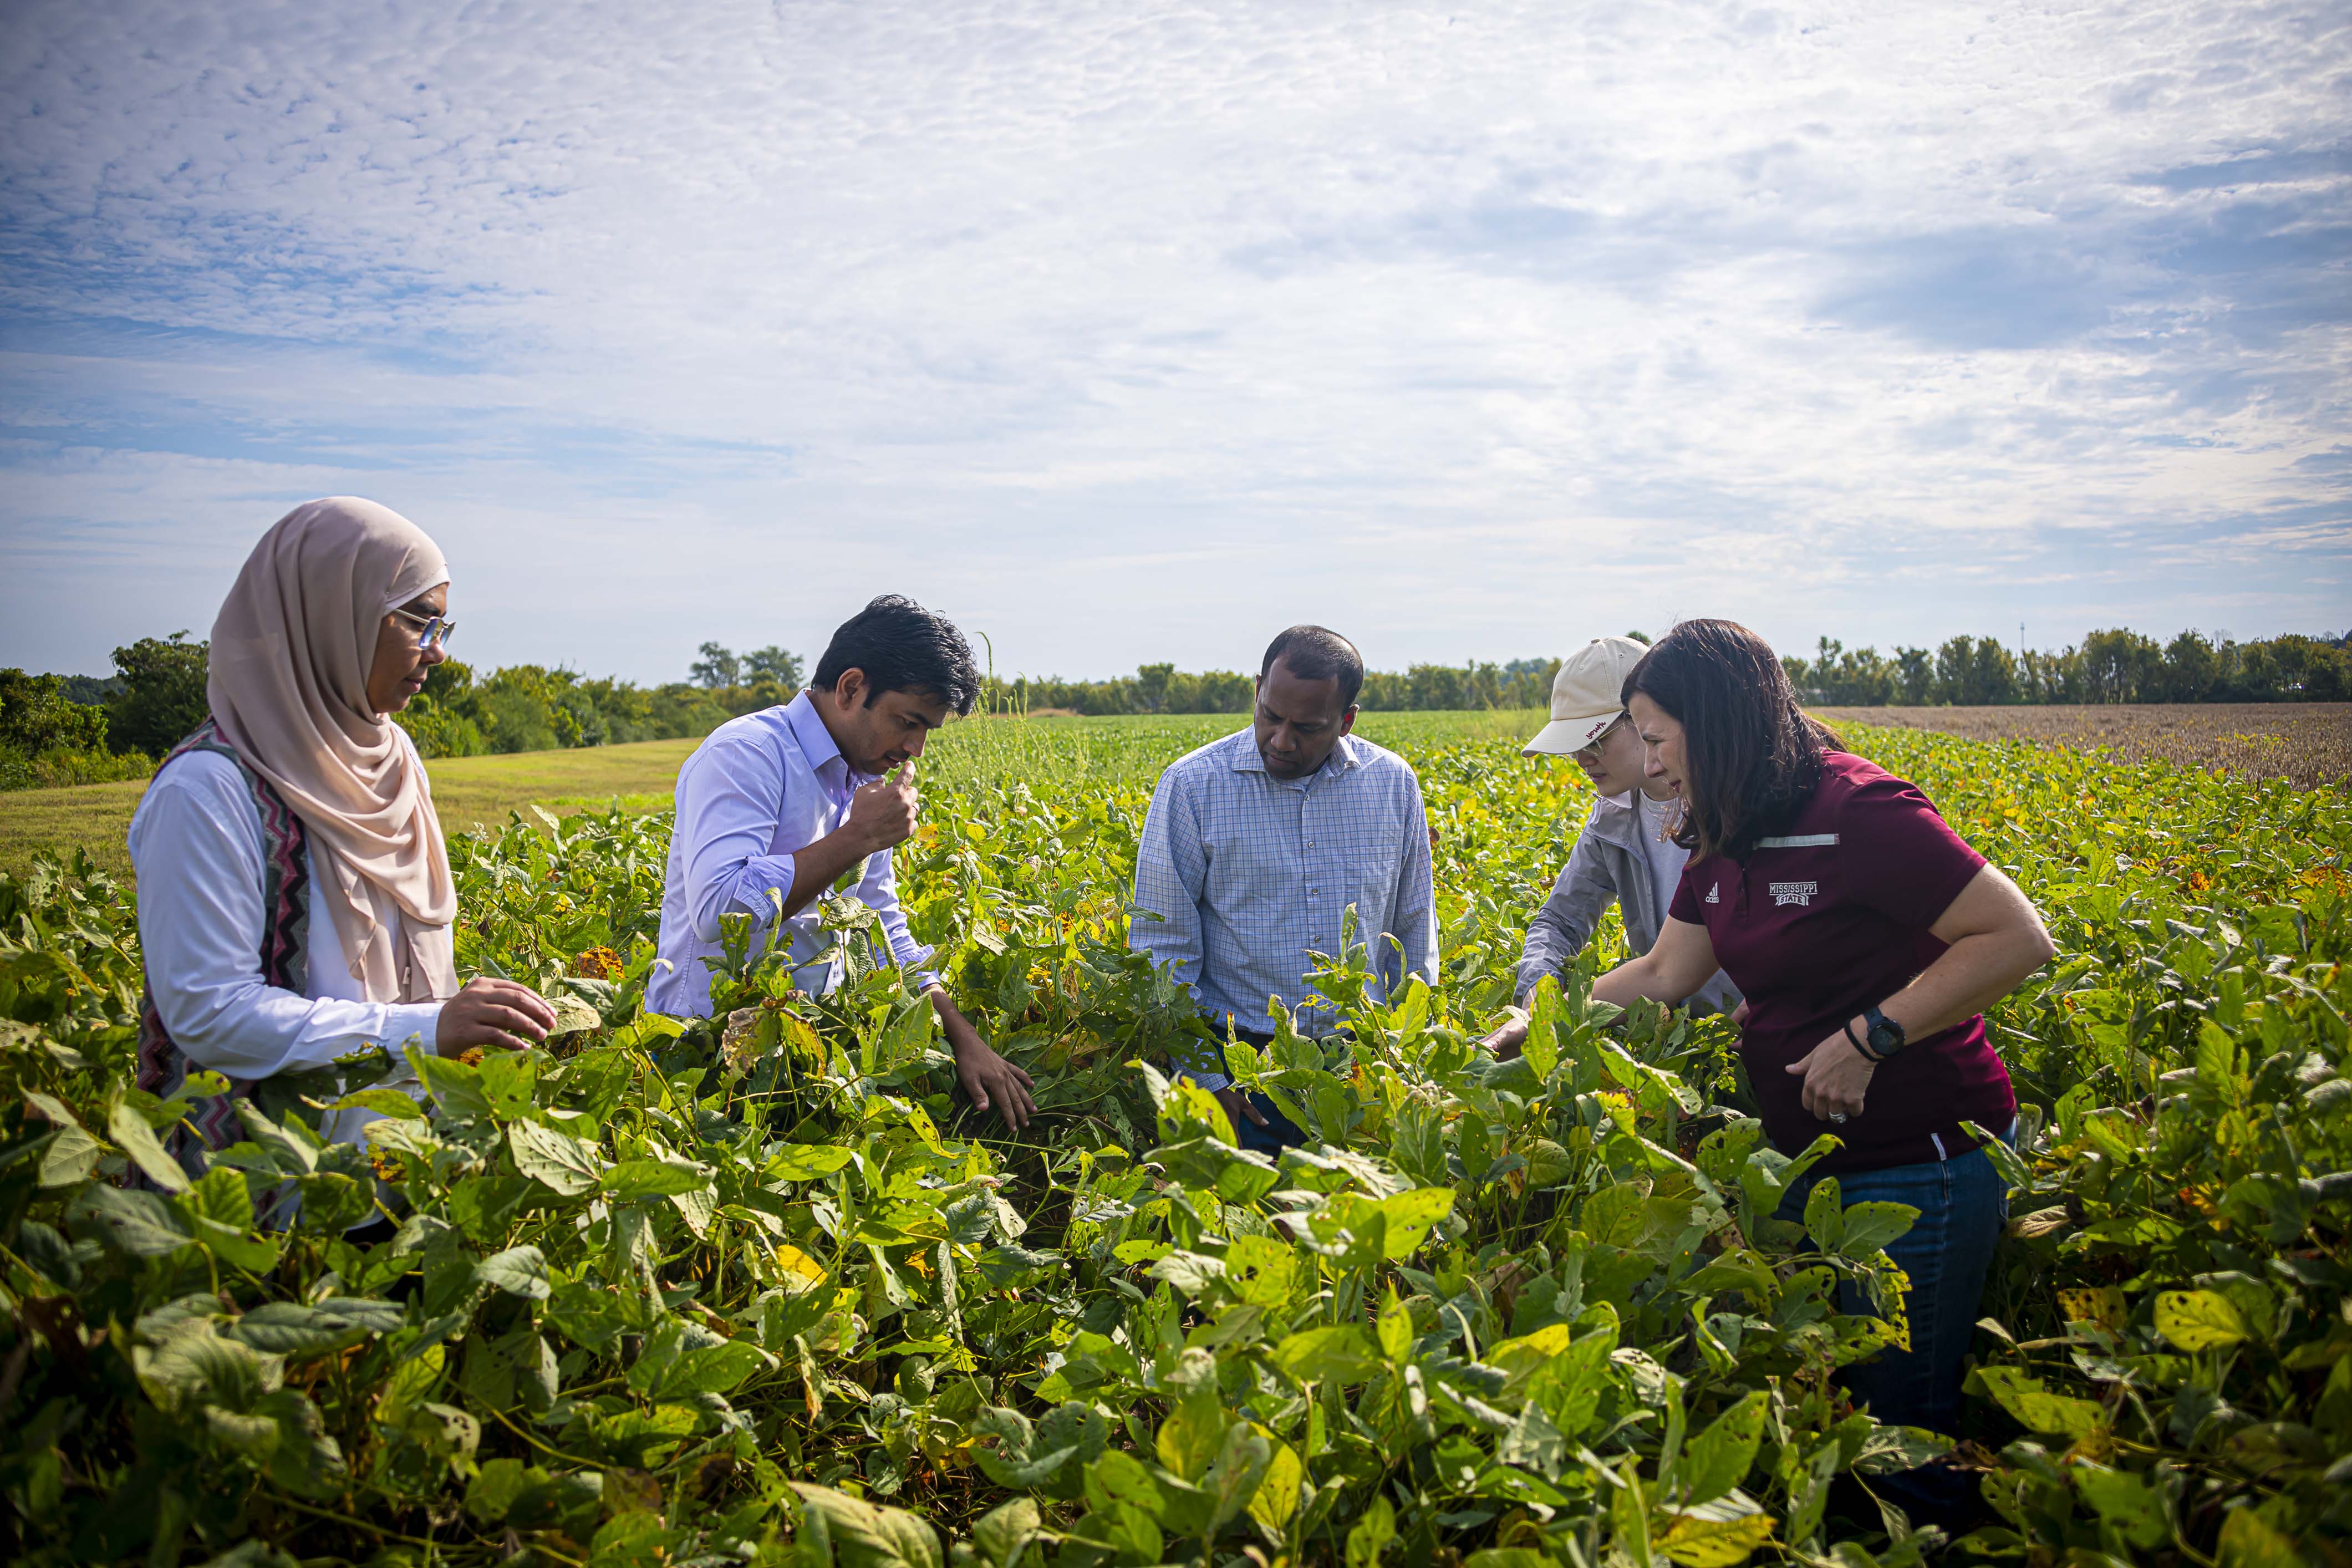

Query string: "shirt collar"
[[783, 690, 853, 780], [1226, 727, 1363, 781], [1588, 790, 1646, 848]]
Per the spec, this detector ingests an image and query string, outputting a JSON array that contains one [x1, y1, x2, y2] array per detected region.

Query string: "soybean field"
[[0, 711, 2345, 1566]]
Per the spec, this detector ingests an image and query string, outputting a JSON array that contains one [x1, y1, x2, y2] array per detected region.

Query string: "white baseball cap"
[[1521, 637, 1651, 756]]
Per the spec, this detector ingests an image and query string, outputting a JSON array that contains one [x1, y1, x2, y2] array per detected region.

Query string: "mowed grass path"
[[0, 737, 702, 880]]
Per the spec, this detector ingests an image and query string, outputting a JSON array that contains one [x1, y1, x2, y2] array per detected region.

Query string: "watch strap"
[[1863, 1003, 1907, 1056]]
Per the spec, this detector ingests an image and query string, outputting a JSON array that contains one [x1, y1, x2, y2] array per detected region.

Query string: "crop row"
[[0, 716, 2344, 1566]]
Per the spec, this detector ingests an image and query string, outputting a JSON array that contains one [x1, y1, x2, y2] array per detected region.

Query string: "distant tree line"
[[0, 637, 814, 787], [3, 626, 2345, 790], [393, 641, 807, 758], [1000, 630, 2352, 716], [1786, 629, 2352, 706], [987, 655, 1570, 716]]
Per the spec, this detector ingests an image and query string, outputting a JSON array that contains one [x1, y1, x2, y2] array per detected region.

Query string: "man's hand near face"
[[776, 761, 919, 923], [846, 762, 919, 853]]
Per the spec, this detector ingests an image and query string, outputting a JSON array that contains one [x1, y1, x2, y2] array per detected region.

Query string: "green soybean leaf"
[[477, 1244, 552, 1301], [656, 1339, 776, 1397], [466, 1457, 539, 1524], [969, 1497, 1042, 1568], [1675, 1391, 1766, 1505], [2073, 1464, 2168, 1549], [109, 1099, 190, 1193], [1347, 1494, 1398, 1568], [509, 1119, 601, 1195], [68, 1184, 192, 1257], [332, 1088, 425, 1121], [789, 1482, 943, 1568], [1147, 1249, 1225, 1295], [414, 1052, 497, 1119], [766, 1143, 856, 1181], [25, 1092, 103, 1187], [1270, 1323, 1383, 1385], [546, 994, 603, 1037], [1378, 1187, 1457, 1256], [1833, 1200, 1917, 1259], [1852, 1424, 1955, 1476], [603, 1158, 706, 1199], [231, 1299, 406, 1357], [1801, 1177, 1844, 1252]]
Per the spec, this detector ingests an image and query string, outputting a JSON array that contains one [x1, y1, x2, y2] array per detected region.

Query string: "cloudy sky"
[[3, 1, 2345, 685]]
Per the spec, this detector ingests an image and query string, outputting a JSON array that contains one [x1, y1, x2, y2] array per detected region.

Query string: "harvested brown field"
[[1813, 703, 2352, 790]]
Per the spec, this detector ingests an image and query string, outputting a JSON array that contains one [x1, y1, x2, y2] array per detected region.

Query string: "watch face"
[[1869, 1021, 1903, 1055]]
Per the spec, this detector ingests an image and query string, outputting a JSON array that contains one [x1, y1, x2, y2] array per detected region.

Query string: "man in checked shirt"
[[1129, 625, 1439, 1150]]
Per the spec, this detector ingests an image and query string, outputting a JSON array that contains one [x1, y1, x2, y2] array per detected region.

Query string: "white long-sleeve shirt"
[[127, 744, 447, 1144], [646, 691, 935, 1018]]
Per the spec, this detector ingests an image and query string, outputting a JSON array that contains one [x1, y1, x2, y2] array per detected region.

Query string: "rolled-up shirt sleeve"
[[1516, 806, 1617, 1000], [1132, 768, 1219, 1082], [129, 761, 444, 1078], [1386, 775, 1438, 992], [859, 844, 939, 991], [678, 731, 801, 943], [1131, 770, 1208, 992]]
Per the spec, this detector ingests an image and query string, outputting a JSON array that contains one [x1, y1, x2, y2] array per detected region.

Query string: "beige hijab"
[[208, 498, 460, 1004]]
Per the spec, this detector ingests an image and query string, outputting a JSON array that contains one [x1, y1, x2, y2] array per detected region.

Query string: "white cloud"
[[1, 0, 2345, 682]]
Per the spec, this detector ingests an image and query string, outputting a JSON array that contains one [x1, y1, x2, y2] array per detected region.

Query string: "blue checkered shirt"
[[1130, 727, 1437, 1087]]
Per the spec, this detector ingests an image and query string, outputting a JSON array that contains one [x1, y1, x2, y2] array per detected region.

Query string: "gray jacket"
[[1515, 792, 1741, 1016]]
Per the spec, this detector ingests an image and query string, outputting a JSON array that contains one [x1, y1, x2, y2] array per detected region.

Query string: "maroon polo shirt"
[[1667, 751, 2015, 1174]]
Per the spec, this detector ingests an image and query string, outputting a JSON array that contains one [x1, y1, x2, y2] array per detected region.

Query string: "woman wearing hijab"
[[1579, 619, 2054, 1527], [128, 497, 554, 1168]]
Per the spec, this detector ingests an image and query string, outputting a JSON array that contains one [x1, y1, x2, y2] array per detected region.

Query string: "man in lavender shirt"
[[649, 595, 1035, 1128]]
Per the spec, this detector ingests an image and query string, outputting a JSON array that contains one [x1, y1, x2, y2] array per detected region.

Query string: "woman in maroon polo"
[[1587, 619, 2054, 1522]]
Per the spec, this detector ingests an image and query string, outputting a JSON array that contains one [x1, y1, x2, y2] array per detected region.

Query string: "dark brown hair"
[[1624, 619, 1839, 861]]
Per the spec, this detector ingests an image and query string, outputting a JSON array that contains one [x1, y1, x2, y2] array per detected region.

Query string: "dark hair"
[[1625, 619, 1839, 862], [1260, 625, 1364, 707], [811, 594, 981, 716]]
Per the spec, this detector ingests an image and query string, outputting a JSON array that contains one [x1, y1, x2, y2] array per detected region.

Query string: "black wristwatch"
[[1861, 1004, 1907, 1061]]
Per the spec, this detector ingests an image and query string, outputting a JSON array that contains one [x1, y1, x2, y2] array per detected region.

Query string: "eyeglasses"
[[389, 606, 457, 653], [1570, 713, 1627, 762]]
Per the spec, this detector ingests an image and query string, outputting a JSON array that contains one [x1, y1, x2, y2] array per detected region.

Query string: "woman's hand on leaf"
[[437, 977, 555, 1057]]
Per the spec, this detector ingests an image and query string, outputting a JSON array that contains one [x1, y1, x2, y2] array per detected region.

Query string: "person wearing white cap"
[[1481, 636, 1737, 1057]]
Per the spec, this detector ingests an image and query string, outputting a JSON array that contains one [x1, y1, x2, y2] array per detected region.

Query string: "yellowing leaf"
[[2057, 1286, 2128, 1336], [2155, 1289, 2248, 1351], [1974, 1367, 2108, 1438], [2217, 1506, 2305, 1568], [1248, 1437, 1302, 1529], [1658, 1509, 1776, 1566], [773, 1244, 828, 1293]]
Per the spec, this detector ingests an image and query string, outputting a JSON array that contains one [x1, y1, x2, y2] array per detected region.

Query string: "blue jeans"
[[1235, 1092, 1305, 1155], [1774, 1129, 2012, 1438]]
